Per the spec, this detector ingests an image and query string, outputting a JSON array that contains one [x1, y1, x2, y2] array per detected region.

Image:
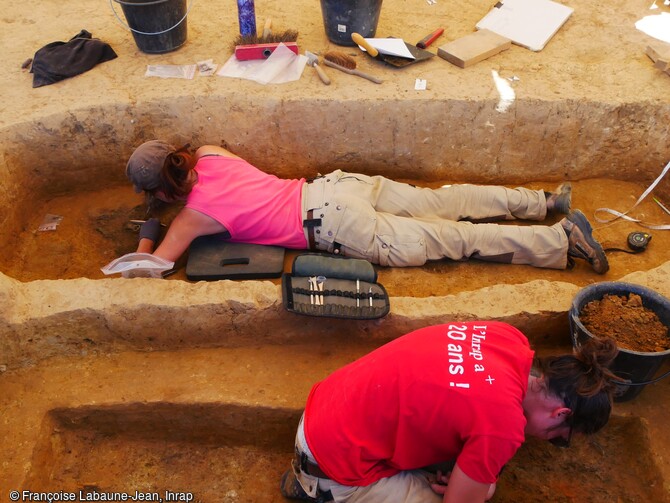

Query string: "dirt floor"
[[1, 343, 668, 503], [2, 175, 670, 501], [2, 0, 670, 499], [18, 407, 668, 503], [2, 178, 670, 297]]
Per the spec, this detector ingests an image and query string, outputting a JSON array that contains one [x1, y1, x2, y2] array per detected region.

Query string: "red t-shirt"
[[304, 321, 534, 486], [185, 156, 308, 248]]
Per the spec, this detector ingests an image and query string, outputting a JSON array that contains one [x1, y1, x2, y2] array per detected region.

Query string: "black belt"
[[295, 449, 330, 479], [303, 210, 321, 251]]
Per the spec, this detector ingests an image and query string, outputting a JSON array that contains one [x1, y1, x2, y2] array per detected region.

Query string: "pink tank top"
[[185, 156, 307, 248]]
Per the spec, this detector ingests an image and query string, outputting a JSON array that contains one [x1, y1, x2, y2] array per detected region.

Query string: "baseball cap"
[[126, 140, 175, 193]]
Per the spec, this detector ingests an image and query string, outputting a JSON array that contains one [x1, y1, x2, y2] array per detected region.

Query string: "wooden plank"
[[646, 43, 670, 71], [437, 29, 512, 68]]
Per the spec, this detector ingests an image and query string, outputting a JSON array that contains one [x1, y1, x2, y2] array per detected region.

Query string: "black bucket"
[[319, 0, 384, 46], [112, 0, 188, 54], [569, 282, 670, 402]]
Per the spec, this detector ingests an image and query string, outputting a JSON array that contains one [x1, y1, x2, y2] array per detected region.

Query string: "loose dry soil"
[[581, 293, 670, 352], [2, 0, 670, 500]]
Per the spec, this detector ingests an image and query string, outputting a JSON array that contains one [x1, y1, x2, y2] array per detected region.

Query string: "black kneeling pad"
[[186, 234, 285, 280], [282, 254, 390, 319]]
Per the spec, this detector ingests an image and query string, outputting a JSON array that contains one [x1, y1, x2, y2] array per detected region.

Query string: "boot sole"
[[568, 210, 609, 274]]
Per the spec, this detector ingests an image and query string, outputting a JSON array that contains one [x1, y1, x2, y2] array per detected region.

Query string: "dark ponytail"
[[159, 144, 197, 200], [536, 337, 623, 435]]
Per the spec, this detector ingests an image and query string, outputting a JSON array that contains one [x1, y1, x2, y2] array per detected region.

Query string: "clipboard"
[[476, 0, 574, 52]]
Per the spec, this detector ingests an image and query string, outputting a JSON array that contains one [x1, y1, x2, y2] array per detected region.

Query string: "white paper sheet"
[[636, 12, 670, 43], [101, 253, 174, 279], [358, 38, 415, 59], [217, 43, 308, 84], [476, 0, 574, 52]]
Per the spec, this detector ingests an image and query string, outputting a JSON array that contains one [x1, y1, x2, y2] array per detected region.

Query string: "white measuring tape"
[[594, 160, 670, 230]]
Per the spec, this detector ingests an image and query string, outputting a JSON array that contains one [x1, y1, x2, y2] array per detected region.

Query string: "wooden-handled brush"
[[323, 51, 382, 84]]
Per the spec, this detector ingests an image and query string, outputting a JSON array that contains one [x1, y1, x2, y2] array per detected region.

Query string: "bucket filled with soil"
[[570, 282, 670, 402]]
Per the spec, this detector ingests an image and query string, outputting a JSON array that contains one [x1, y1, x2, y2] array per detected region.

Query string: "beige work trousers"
[[301, 170, 568, 269], [295, 414, 444, 503]]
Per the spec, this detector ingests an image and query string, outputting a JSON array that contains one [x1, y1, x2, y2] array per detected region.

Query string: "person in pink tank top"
[[123, 140, 609, 275]]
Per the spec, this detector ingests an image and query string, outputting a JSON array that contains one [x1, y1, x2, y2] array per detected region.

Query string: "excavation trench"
[[21, 403, 667, 503], [1, 95, 670, 500]]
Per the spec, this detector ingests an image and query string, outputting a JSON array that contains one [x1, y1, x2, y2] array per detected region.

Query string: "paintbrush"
[[323, 51, 382, 84]]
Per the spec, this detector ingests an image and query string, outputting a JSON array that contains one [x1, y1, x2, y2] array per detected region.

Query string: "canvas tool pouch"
[[282, 254, 390, 320]]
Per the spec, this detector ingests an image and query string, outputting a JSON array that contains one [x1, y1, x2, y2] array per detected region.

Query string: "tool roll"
[[281, 254, 390, 319]]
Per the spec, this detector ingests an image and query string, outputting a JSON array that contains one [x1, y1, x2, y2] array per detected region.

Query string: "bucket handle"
[[624, 369, 670, 387], [109, 0, 195, 37]]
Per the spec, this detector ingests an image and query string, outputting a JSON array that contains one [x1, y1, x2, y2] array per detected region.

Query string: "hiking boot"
[[280, 468, 316, 501], [562, 210, 609, 274], [546, 182, 572, 214]]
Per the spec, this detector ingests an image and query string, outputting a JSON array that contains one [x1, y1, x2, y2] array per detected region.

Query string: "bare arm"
[[432, 464, 493, 503], [136, 208, 228, 263]]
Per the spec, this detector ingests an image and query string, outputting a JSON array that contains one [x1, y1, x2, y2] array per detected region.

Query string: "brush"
[[305, 51, 331, 85], [233, 19, 299, 60], [323, 51, 382, 84]]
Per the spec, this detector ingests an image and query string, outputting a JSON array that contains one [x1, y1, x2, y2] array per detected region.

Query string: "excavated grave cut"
[[21, 403, 666, 503], [3, 178, 670, 298]]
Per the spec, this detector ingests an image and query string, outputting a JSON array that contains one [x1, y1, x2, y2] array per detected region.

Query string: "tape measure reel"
[[604, 232, 652, 255], [627, 232, 651, 252]]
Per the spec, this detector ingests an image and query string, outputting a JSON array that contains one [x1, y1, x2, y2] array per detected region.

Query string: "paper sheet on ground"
[[101, 253, 174, 279], [636, 12, 670, 43], [476, 0, 574, 52], [358, 38, 415, 59], [217, 43, 307, 84]]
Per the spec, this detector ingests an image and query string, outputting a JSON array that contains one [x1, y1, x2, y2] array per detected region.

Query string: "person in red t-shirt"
[[280, 322, 621, 503]]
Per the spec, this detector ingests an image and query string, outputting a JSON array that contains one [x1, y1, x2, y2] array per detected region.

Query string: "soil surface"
[[2, 178, 670, 297], [2, 0, 670, 498], [580, 293, 670, 352], [9, 348, 668, 503], [24, 415, 667, 503]]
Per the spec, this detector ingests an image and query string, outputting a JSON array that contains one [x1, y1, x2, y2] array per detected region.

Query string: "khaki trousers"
[[295, 415, 443, 503], [301, 171, 568, 269]]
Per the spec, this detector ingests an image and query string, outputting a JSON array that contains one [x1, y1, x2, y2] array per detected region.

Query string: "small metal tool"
[[369, 287, 373, 307], [317, 276, 326, 305], [356, 279, 360, 307]]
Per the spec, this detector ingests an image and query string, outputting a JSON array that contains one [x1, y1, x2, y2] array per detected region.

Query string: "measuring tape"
[[595, 160, 670, 230]]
